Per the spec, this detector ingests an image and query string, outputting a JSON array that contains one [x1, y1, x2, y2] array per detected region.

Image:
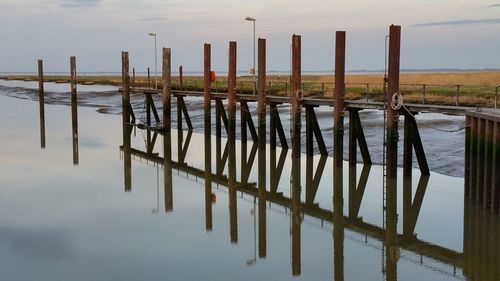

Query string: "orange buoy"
[[210, 71, 216, 82]]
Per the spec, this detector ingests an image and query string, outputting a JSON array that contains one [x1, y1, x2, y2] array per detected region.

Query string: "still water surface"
[[0, 81, 498, 281]]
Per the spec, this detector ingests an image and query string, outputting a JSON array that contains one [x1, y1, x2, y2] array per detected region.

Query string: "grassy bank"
[[2, 71, 499, 107]]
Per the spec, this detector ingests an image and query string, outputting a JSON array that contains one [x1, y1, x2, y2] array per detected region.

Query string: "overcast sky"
[[1, 0, 500, 73]]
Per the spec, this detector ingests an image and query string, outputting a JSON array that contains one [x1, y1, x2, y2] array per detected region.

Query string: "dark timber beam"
[[270, 103, 288, 150], [403, 112, 430, 176], [348, 109, 372, 165], [305, 155, 327, 205]]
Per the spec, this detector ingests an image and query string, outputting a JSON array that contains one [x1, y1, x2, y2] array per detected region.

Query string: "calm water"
[[0, 80, 498, 281]]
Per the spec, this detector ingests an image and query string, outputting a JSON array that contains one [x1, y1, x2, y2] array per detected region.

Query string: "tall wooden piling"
[[332, 32, 346, 281], [334, 32, 346, 227], [334, 31, 346, 167], [291, 34, 301, 276], [385, 25, 401, 256], [38, 59, 45, 148], [227, 41, 238, 243], [204, 43, 213, 232], [162, 48, 173, 212], [257, 38, 267, 258], [121, 51, 132, 192], [70, 56, 79, 165]]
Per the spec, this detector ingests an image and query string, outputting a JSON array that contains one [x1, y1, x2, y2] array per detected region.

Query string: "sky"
[[1, 0, 500, 73]]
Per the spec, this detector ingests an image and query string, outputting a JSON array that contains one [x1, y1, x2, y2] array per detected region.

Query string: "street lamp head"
[[245, 16, 255, 21], [148, 33, 156, 36]]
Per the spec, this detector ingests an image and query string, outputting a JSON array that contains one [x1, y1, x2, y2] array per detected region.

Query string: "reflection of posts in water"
[[38, 59, 46, 149], [228, 41, 238, 243], [241, 143, 258, 183], [290, 34, 302, 277], [463, 201, 500, 281], [403, 174, 429, 236], [270, 148, 288, 193], [70, 56, 79, 165], [122, 52, 132, 192], [385, 173, 399, 281], [204, 43, 213, 232], [257, 38, 267, 258], [333, 156, 345, 281], [162, 48, 173, 212], [348, 164, 371, 219], [305, 155, 327, 206]]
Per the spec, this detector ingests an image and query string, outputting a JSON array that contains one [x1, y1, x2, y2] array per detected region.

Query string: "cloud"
[[488, 4, 500, 8], [413, 18, 500, 27], [60, 0, 101, 8]]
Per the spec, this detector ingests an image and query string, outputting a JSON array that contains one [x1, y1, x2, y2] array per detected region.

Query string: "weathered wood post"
[[385, 24, 401, 274], [484, 120, 493, 208], [476, 118, 485, 204], [132, 68, 135, 88], [492, 122, 500, 213], [147, 67, 151, 89], [334, 31, 346, 172], [333, 31, 346, 281], [162, 47, 173, 212], [257, 38, 267, 258], [203, 43, 213, 232], [469, 117, 478, 199], [291, 34, 302, 277], [38, 59, 45, 148], [121, 52, 132, 192], [70, 56, 79, 165], [227, 41, 238, 244], [465, 116, 471, 196], [179, 65, 183, 89]]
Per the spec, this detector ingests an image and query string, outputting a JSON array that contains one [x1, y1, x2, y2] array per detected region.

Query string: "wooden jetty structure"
[[116, 24, 500, 215], [31, 24, 500, 281]]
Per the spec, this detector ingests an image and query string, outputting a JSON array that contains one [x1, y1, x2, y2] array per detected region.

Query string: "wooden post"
[[385, 24, 401, 252], [147, 67, 151, 89], [291, 34, 301, 277], [334, 31, 346, 169], [162, 48, 171, 130], [179, 65, 183, 89], [469, 117, 478, 199], [257, 38, 267, 258], [203, 43, 213, 232], [477, 118, 485, 204], [38, 59, 45, 148], [465, 116, 471, 196], [484, 120, 493, 208], [492, 122, 500, 213], [162, 49, 173, 211], [121, 52, 132, 192], [70, 56, 79, 165], [132, 68, 135, 88]]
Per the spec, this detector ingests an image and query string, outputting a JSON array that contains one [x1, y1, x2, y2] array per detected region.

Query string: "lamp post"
[[148, 33, 158, 89], [245, 16, 256, 95]]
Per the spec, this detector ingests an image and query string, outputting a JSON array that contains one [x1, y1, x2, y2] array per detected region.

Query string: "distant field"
[[2, 71, 500, 107]]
